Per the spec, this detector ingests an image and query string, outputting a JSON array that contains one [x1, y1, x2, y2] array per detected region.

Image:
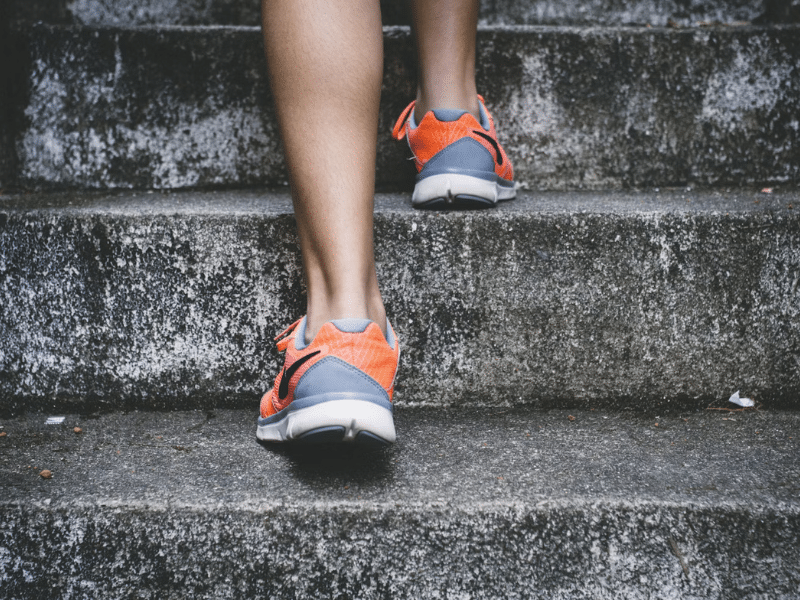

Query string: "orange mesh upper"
[[260, 320, 400, 419], [391, 96, 514, 182]]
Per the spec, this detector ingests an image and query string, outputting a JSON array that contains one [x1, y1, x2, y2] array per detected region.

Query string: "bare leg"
[[410, 0, 481, 121], [262, 0, 386, 341]]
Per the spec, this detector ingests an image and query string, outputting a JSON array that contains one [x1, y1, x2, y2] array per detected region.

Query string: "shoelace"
[[391, 101, 416, 141], [274, 317, 303, 352], [391, 95, 490, 141]]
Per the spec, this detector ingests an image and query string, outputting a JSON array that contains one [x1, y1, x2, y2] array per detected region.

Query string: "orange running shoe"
[[392, 95, 516, 209], [257, 317, 400, 445]]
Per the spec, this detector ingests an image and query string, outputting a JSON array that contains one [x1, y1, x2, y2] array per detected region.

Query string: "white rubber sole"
[[256, 399, 396, 444], [412, 173, 517, 207]]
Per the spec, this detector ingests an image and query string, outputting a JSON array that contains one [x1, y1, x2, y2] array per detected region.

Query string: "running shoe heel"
[[420, 137, 496, 176], [393, 97, 516, 210], [414, 137, 500, 208], [257, 317, 399, 445]]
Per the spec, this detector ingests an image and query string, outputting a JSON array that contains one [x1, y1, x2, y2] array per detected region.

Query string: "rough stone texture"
[[16, 26, 287, 191], [1, 190, 799, 414], [1, 408, 799, 599], [10, 0, 798, 26], [486, 25, 800, 189], [12, 25, 800, 191], [479, 0, 784, 25], [8, 0, 406, 26]]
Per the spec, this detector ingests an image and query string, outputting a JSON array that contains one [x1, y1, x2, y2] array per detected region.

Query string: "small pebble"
[[40, 470, 52, 479], [0, 431, 6, 437], [73, 427, 82, 434], [568, 415, 576, 421]]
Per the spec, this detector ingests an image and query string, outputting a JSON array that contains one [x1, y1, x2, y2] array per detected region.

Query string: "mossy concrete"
[[1, 190, 798, 414]]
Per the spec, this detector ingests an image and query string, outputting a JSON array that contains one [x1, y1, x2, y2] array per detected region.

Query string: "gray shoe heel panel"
[[432, 108, 468, 122], [420, 137, 495, 178], [294, 356, 389, 402], [330, 318, 371, 333]]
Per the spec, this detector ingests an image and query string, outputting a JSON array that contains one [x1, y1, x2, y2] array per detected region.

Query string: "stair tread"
[[4, 406, 798, 598], [2, 407, 799, 507], [2, 187, 798, 213]]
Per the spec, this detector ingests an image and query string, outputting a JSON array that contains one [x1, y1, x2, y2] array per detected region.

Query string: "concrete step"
[[3, 24, 799, 192], [9, 0, 798, 27], [1, 189, 798, 414], [1, 407, 798, 598]]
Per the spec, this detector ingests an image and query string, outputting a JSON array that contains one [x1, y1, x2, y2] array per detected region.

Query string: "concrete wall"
[[10, 0, 797, 26], [12, 26, 800, 192], [1, 191, 798, 414]]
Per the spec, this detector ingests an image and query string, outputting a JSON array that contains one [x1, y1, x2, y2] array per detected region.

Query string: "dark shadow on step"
[[755, 0, 800, 23], [257, 438, 396, 486], [1, 3, 32, 192]]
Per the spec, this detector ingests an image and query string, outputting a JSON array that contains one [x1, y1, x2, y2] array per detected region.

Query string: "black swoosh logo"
[[472, 130, 503, 166], [278, 350, 321, 400]]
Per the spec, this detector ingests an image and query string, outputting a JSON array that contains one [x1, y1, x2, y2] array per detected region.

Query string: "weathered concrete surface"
[[9, 0, 797, 26], [1, 408, 799, 599], [8, 0, 403, 26], [11, 25, 800, 191], [480, 0, 794, 25], [1, 190, 798, 414], [16, 26, 287, 191]]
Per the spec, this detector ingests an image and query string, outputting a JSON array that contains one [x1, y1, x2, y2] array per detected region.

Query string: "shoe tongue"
[[432, 108, 469, 122]]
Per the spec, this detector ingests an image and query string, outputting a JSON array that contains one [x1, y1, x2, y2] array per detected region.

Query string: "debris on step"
[[729, 391, 755, 408]]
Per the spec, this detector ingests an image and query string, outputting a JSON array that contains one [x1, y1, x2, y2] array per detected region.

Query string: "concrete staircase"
[[1, 1, 799, 598]]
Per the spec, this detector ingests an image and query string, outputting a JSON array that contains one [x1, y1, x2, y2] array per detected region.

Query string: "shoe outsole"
[[412, 173, 516, 209], [290, 427, 391, 446], [257, 399, 396, 445], [416, 194, 496, 210]]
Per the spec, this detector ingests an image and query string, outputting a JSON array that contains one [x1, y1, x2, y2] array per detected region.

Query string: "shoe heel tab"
[[431, 108, 469, 122], [330, 318, 372, 333]]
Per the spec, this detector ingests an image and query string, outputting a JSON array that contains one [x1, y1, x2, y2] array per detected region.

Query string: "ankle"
[[305, 302, 387, 343], [414, 89, 480, 122]]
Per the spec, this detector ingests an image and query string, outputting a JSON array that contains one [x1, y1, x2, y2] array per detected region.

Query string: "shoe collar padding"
[[277, 316, 396, 351], [391, 95, 491, 141]]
